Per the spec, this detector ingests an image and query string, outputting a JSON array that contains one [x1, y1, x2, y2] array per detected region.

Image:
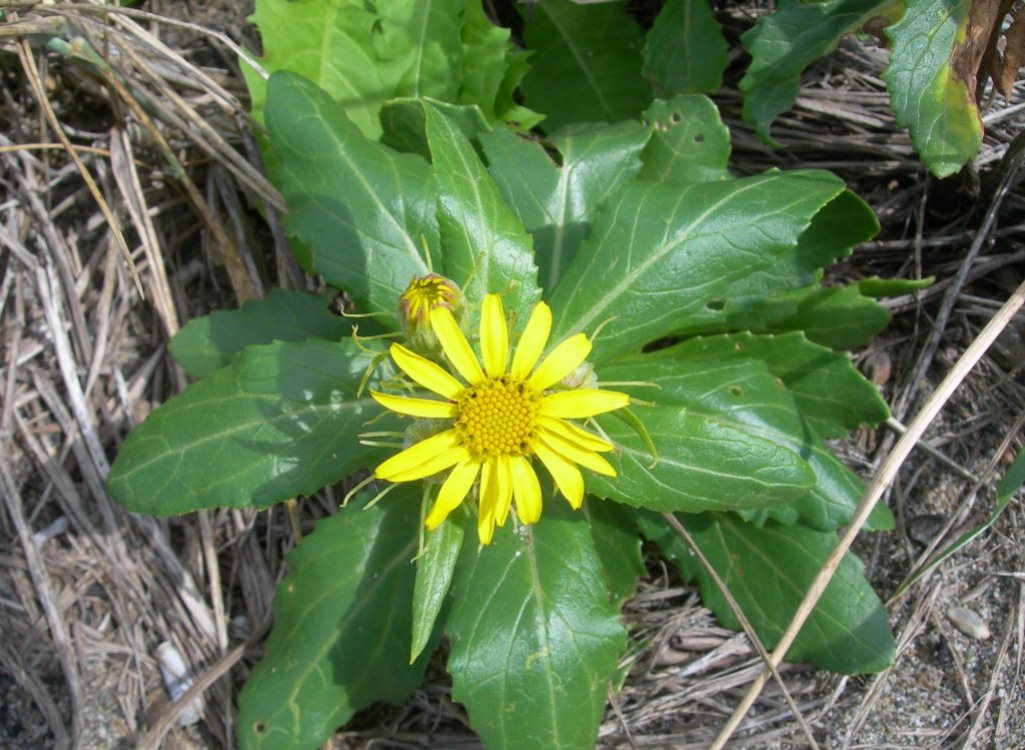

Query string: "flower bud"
[[399, 274, 464, 353]]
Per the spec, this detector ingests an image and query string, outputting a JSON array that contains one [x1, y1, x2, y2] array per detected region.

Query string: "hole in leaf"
[[706, 297, 725, 311], [694, 133, 705, 143], [729, 385, 742, 397], [254, 722, 266, 734], [670, 112, 681, 124]]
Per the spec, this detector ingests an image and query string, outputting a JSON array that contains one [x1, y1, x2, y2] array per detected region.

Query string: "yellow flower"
[[372, 294, 629, 544]]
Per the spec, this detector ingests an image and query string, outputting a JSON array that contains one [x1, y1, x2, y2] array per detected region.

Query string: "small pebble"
[[947, 606, 990, 640], [907, 514, 945, 545]]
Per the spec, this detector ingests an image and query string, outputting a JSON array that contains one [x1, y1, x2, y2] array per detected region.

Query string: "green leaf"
[[238, 492, 427, 750], [583, 499, 644, 601], [381, 98, 492, 160], [663, 332, 889, 439], [858, 275, 935, 298], [884, 0, 983, 177], [107, 339, 390, 515], [446, 502, 625, 750], [480, 122, 649, 289], [637, 510, 896, 674], [548, 170, 856, 362], [691, 188, 879, 332], [726, 284, 892, 350], [643, 0, 728, 95], [638, 96, 732, 184], [519, 0, 651, 132], [169, 290, 350, 379], [602, 350, 893, 531], [588, 405, 816, 514], [411, 503, 466, 664], [266, 72, 438, 317], [244, 0, 531, 138], [740, 0, 891, 144], [424, 103, 541, 320]]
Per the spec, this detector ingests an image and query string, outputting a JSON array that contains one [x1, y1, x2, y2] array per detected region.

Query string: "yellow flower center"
[[454, 376, 541, 460], [400, 275, 458, 323]]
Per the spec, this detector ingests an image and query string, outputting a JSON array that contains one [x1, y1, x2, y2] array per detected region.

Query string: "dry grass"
[[0, 2, 1022, 748]]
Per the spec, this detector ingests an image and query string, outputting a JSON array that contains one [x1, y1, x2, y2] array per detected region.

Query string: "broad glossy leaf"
[[583, 499, 644, 601], [424, 104, 541, 320], [643, 0, 728, 95], [638, 96, 732, 183], [381, 98, 491, 160], [672, 188, 878, 333], [884, 0, 984, 177], [668, 332, 888, 439], [740, 0, 890, 144], [637, 510, 895, 674], [725, 284, 892, 350], [481, 122, 649, 289], [548, 170, 856, 361], [266, 72, 438, 317], [107, 339, 391, 515], [602, 351, 893, 531], [482, 123, 649, 289], [446, 502, 625, 750], [520, 0, 651, 132], [169, 290, 350, 379], [588, 405, 815, 513], [244, 0, 530, 137], [238, 493, 427, 750], [411, 504, 466, 664]]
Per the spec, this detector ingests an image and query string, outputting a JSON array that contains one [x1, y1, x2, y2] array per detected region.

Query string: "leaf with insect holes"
[[548, 170, 872, 363], [638, 96, 732, 184]]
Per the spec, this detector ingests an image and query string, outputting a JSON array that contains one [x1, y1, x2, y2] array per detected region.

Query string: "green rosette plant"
[[107, 69, 900, 748]]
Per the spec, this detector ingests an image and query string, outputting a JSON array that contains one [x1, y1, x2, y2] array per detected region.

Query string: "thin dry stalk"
[[710, 276, 1025, 749]]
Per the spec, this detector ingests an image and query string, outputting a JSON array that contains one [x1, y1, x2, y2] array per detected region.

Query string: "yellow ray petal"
[[510, 301, 552, 379], [510, 454, 542, 524], [537, 431, 616, 477], [494, 455, 514, 527], [539, 389, 629, 419], [534, 441, 585, 509], [431, 307, 484, 385], [480, 294, 508, 378], [375, 429, 466, 481], [537, 415, 613, 453], [425, 456, 479, 530], [528, 333, 591, 391], [371, 391, 455, 419], [390, 343, 463, 399], [477, 459, 499, 545]]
